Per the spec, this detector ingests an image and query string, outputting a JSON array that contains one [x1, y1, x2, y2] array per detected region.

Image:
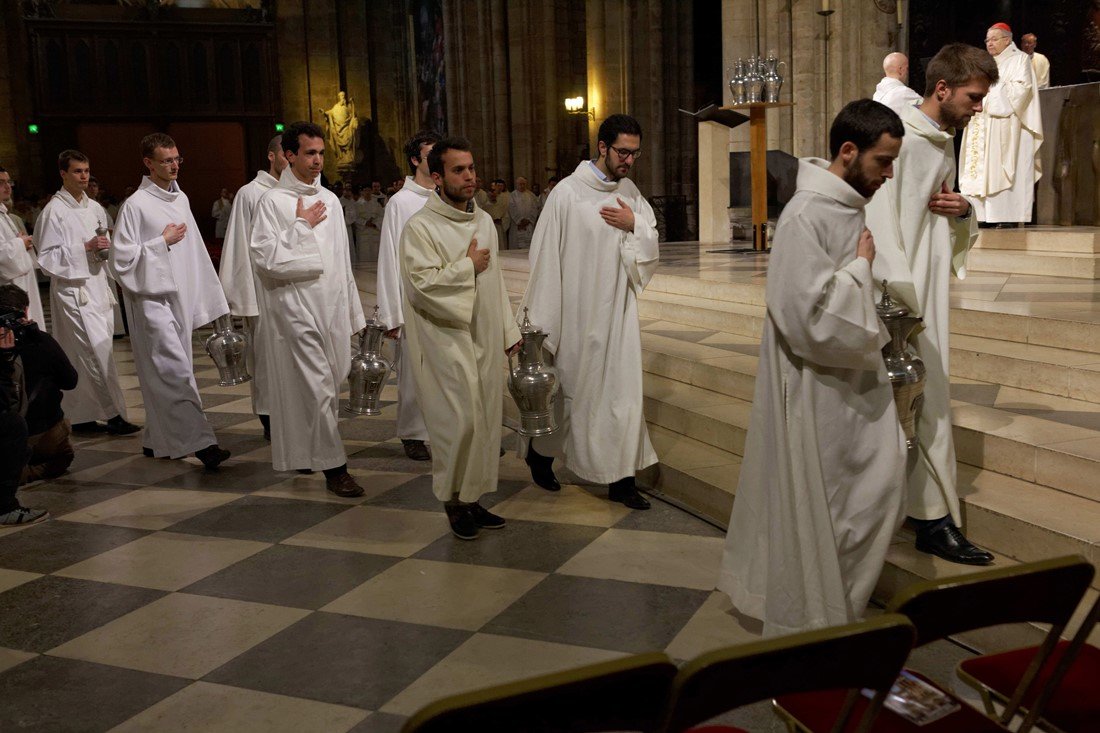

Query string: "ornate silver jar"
[[346, 306, 392, 415], [745, 56, 765, 103], [508, 308, 560, 437], [93, 222, 110, 261], [205, 315, 252, 387], [729, 59, 747, 105], [763, 54, 787, 103], [877, 282, 926, 449]]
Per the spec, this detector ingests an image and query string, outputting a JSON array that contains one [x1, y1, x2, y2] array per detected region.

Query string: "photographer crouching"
[[0, 284, 78, 503]]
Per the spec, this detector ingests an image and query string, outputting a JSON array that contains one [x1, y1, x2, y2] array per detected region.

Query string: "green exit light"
[[27, 123, 39, 134], [274, 123, 285, 132]]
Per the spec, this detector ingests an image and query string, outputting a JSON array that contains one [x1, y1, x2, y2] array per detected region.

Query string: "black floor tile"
[[339, 418, 400, 442], [93, 457, 198, 486], [183, 545, 398, 609], [168, 496, 352, 543], [413, 519, 605, 573], [205, 612, 470, 710], [198, 393, 247, 408], [613, 497, 725, 537], [204, 412, 256, 430], [347, 443, 432, 474], [16, 481, 132, 518], [0, 576, 165, 652], [349, 711, 407, 733], [366, 476, 528, 513], [0, 655, 188, 732], [61, 448, 134, 474], [0, 521, 148, 574], [149, 461, 287, 493], [482, 574, 710, 654]]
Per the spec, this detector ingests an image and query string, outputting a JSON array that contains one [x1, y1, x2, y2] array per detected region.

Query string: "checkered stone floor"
[[0, 335, 767, 733]]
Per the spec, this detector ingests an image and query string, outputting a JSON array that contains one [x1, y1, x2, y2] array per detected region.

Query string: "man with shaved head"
[[874, 52, 923, 114], [1021, 33, 1050, 89]]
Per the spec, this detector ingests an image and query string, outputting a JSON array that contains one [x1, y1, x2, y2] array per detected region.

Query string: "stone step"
[[642, 373, 751, 456], [949, 305, 1100, 357], [951, 334, 1100, 404], [975, 227, 1100, 254], [968, 248, 1100, 279], [640, 424, 740, 527], [640, 291, 764, 340]]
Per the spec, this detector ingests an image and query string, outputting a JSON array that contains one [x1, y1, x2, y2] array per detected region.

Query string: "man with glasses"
[[0, 167, 44, 325], [109, 133, 231, 469], [960, 22, 1043, 227], [520, 114, 659, 510]]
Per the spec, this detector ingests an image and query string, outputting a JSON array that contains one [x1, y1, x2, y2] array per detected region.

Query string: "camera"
[[0, 308, 30, 346]]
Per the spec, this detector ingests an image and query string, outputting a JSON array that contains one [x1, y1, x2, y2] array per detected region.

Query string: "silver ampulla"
[[877, 281, 926, 449], [205, 315, 252, 387], [763, 53, 787, 103], [346, 306, 392, 415], [93, 222, 110, 261], [508, 307, 560, 437]]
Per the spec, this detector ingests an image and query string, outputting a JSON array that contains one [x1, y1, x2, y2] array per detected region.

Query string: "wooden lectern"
[[723, 102, 795, 251]]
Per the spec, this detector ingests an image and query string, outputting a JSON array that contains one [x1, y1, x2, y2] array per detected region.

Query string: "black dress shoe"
[[106, 416, 141, 435], [402, 439, 431, 461], [445, 504, 480, 540], [72, 421, 106, 433], [470, 502, 506, 529], [525, 447, 560, 491], [258, 414, 271, 441], [326, 472, 365, 498], [297, 469, 314, 475], [142, 447, 154, 458], [609, 477, 650, 510], [195, 444, 231, 470], [916, 522, 994, 565]]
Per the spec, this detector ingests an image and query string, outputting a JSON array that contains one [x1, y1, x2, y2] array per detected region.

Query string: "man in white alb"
[[873, 52, 923, 114], [218, 134, 287, 440], [507, 177, 540, 249], [0, 166, 43, 326], [482, 179, 510, 250], [376, 130, 440, 462], [35, 149, 138, 437], [354, 182, 385, 262], [109, 133, 230, 468], [250, 122, 366, 498], [1021, 33, 1050, 90]]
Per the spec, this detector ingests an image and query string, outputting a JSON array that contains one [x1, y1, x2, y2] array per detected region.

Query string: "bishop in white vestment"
[[110, 160, 229, 466], [960, 26, 1043, 224]]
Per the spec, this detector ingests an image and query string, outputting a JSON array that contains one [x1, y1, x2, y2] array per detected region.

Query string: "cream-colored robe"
[[960, 42, 1043, 223], [35, 189, 127, 424], [218, 170, 277, 416], [520, 160, 659, 485], [718, 159, 907, 637], [376, 175, 433, 443], [866, 104, 977, 523], [873, 77, 923, 115], [0, 204, 44, 325], [400, 193, 520, 502], [354, 195, 385, 262], [110, 177, 228, 458], [507, 190, 540, 249], [250, 168, 365, 472], [1032, 51, 1050, 90], [481, 193, 510, 251]]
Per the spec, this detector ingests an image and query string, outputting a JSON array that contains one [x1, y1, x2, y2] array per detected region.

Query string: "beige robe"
[[400, 193, 520, 502], [0, 204, 44, 325]]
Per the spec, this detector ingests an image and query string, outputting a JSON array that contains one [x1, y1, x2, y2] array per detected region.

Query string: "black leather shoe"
[[916, 522, 994, 565], [525, 448, 560, 492], [72, 421, 106, 433], [609, 477, 650, 510], [258, 414, 271, 441], [142, 447, 154, 458], [106, 416, 141, 435], [326, 472, 365, 498], [445, 504, 480, 540], [195, 444, 231, 470], [402, 439, 431, 461], [470, 502, 506, 529]]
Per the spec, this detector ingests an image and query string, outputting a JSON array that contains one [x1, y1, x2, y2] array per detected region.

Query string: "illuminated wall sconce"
[[564, 96, 595, 120]]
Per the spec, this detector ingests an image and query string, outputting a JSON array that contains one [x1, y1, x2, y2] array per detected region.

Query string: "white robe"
[[1031, 52, 1050, 90], [481, 194, 510, 251], [507, 190, 540, 249], [35, 189, 127, 424], [212, 197, 231, 238], [354, 196, 385, 262], [400, 193, 521, 502], [866, 104, 977, 523], [219, 170, 278, 416], [873, 77, 923, 115], [250, 168, 365, 472], [376, 175, 433, 443], [0, 204, 44, 325], [718, 158, 906, 637], [110, 177, 228, 458], [960, 42, 1043, 223], [520, 160, 659, 484]]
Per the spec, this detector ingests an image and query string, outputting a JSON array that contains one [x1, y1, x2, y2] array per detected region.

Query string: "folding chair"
[[773, 555, 1095, 733], [661, 614, 916, 733], [400, 651, 678, 733], [958, 591, 1100, 733]]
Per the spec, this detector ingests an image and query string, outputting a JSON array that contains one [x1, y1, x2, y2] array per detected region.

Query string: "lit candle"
[[821, 0, 831, 11]]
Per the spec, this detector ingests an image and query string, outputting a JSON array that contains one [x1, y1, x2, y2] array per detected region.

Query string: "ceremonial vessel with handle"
[[877, 282, 925, 449], [346, 306, 393, 416], [205, 315, 252, 387], [92, 222, 110, 262], [508, 308, 560, 437]]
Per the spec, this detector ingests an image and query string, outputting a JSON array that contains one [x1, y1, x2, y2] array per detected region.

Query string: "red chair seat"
[[958, 640, 1100, 733], [774, 670, 1006, 733]]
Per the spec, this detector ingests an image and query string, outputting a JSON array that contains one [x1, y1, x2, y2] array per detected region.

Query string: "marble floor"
[[0, 263, 986, 732]]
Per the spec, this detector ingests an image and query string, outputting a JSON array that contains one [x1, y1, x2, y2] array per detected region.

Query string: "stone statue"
[[318, 91, 360, 171]]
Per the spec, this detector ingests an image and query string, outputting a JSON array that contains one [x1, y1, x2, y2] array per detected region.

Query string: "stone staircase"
[[969, 226, 1100, 278]]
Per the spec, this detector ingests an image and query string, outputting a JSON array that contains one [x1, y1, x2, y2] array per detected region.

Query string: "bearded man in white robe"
[[109, 133, 230, 469], [218, 134, 287, 440], [354, 183, 385, 262], [400, 137, 522, 540], [250, 121, 366, 498], [960, 23, 1043, 225], [719, 100, 907, 636], [873, 52, 923, 114], [35, 150, 138, 437], [520, 114, 658, 511], [481, 179, 510, 250], [867, 44, 998, 566], [0, 167, 43, 326], [507, 177, 540, 249], [376, 130, 440, 462]]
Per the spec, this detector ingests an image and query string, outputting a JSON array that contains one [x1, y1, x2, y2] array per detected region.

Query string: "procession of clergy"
[[1, 22, 1044, 637]]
